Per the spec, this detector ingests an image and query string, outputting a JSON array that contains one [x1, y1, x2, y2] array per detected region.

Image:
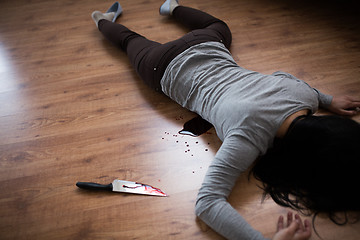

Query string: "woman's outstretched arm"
[[195, 134, 267, 239]]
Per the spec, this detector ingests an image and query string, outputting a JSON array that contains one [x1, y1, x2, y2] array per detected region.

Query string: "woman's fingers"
[[302, 219, 312, 238], [329, 95, 360, 116], [274, 212, 312, 240], [286, 219, 301, 236], [287, 212, 293, 227], [295, 214, 304, 231], [277, 215, 284, 232]]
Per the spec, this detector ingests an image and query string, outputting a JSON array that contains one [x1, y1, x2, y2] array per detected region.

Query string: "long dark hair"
[[251, 115, 360, 226]]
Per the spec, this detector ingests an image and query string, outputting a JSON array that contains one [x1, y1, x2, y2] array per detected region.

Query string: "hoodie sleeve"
[[313, 88, 333, 109], [195, 134, 268, 240]]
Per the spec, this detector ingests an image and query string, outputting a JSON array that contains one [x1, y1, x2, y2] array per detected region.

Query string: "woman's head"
[[251, 115, 360, 224]]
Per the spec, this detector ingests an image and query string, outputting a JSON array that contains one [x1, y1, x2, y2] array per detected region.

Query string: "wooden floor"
[[0, 0, 359, 239]]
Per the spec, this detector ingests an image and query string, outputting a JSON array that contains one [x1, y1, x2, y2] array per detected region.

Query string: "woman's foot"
[[106, 2, 123, 22], [159, 0, 179, 16], [91, 11, 115, 27], [91, 2, 123, 27]]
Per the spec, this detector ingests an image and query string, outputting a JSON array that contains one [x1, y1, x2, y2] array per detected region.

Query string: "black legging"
[[98, 6, 232, 91]]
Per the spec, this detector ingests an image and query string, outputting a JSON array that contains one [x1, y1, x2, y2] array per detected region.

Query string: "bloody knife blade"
[[76, 179, 168, 197]]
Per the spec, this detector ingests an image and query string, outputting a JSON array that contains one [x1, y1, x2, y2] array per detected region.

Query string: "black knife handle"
[[76, 182, 113, 191]]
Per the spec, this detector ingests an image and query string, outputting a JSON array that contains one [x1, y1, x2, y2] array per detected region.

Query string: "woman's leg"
[[98, 19, 163, 90], [96, 3, 232, 91], [171, 6, 232, 49]]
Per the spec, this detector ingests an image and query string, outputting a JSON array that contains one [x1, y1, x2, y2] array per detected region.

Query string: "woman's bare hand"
[[272, 212, 311, 240], [328, 95, 360, 116]]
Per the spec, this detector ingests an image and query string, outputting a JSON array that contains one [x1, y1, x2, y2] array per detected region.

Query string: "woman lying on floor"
[[91, 1, 360, 239]]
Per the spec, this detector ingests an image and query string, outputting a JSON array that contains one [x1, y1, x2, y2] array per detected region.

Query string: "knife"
[[76, 179, 168, 197]]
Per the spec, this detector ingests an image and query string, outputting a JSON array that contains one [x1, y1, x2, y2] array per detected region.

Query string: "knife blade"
[[76, 180, 168, 197]]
